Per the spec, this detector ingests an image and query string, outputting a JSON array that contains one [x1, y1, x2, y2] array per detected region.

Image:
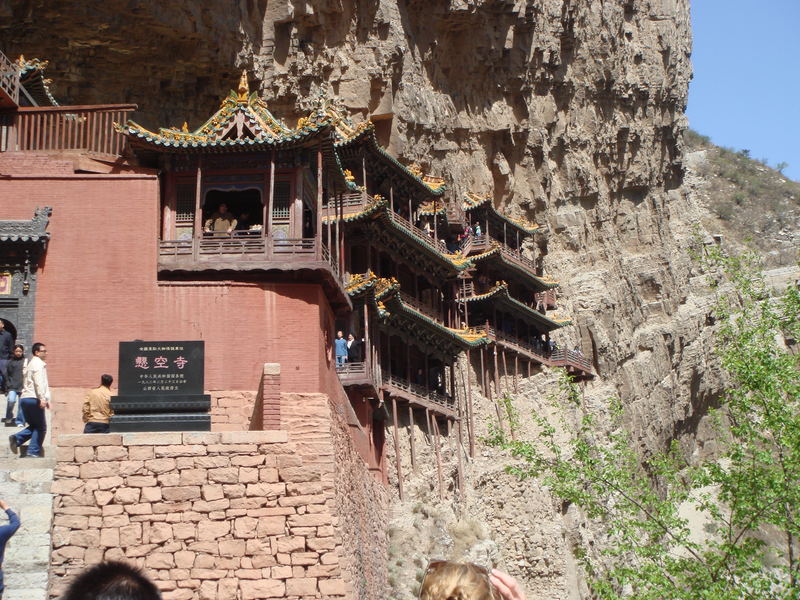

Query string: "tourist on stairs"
[[9, 343, 50, 458]]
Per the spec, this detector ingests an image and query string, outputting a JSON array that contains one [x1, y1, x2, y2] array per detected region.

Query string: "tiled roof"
[[463, 192, 539, 234]]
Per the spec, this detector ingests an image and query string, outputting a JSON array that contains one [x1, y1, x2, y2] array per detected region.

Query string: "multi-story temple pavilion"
[[1, 57, 594, 494]]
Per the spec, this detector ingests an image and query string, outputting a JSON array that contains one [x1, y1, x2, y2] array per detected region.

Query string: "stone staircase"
[[0, 412, 54, 600]]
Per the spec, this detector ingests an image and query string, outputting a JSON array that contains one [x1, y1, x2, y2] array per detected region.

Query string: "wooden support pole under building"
[[503, 222, 507, 247], [408, 406, 416, 471], [390, 185, 394, 212], [432, 416, 444, 499], [479, 346, 486, 397], [528, 359, 532, 378], [501, 348, 509, 392], [456, 418, 465, 494], [425, 407, 433, 445], [316, 144, 323, 258], [391, 396, 404, 501], [493, 344, 501, 398], [267, 150, 275, 237], [466, 349, 475, 458]]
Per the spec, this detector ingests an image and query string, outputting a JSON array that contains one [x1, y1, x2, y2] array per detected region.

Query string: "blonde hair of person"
[[419, 560, 501, 600]]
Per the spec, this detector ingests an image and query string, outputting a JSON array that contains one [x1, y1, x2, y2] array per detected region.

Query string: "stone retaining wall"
[[49, 393, 388, 599]]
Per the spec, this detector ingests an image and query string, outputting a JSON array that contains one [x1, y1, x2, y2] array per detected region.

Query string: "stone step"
[[0, 418, 55, 600]]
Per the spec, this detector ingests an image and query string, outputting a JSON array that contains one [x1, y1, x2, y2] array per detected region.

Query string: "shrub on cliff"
[[496, 245, 800, 599]]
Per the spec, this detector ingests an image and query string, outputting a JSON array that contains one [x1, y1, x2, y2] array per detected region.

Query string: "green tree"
[[496, 245, 800, 599]]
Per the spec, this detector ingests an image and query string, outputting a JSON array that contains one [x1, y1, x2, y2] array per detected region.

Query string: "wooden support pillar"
[[408, 197, 412, 224], [466, 349, 475, 458], [528, 359, 531, 378], [501, 350, 509, 395], [456, 418, 465, 494], [433, 211, 438, 243], [503, 222, 507, 247], [339, 193, 346, 275], [425, 408, 433, 445], [335, 193, 342, 273], [408, 406, 416, 471], [514, 354, 519, 393], [493, 344, 501, 398], [316, 144, 323, 258], [193, 157, 203, 240], [432, 416, 444, 500], [479, 346, 486, 397], [391, 397, 404, 501], [390, 185, 394, 212], [267, 150, 275, 237], [361, 154, 367, 193]]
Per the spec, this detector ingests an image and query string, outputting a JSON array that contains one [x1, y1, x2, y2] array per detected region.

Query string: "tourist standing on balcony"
[[2, 346, 24, 427], [0, 499, 20, 600], [204, 202, 238, 235], [9, 343, 50, 458], [335, 331, 348, 366], [346, 334, 362, 363], [82, 374, 114, 434]]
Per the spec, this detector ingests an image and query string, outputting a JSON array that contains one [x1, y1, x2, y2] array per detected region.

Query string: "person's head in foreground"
[[61, 561, 162, 600], [419, 560, 525, 600]]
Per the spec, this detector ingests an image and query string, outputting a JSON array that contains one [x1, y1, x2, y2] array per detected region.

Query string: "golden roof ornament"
[[343, 169, 355, 182], [237, 70, 250, 101], [408, 163, 423, 178], [181, 122, 189, 132]]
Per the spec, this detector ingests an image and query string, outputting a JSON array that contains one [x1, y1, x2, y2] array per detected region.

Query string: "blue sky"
[[687, 1, 800, 181]]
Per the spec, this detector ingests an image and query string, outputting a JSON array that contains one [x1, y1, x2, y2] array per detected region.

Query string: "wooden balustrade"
[[0, 50, 19, 107], [8, 104, 136, 155], [550, 348, 593, 374], [382, 373, 456, 415], [388, 210, 450, 254], [159, 234, 337, 271], [398, 291, 442, 323]]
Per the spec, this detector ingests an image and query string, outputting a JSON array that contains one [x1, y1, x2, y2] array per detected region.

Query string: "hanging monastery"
[[0, 53, 594, 597]]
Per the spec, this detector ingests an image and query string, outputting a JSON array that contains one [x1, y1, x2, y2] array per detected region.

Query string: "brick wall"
[[4, 168, 338, 395], [50, 393, 388, 599]]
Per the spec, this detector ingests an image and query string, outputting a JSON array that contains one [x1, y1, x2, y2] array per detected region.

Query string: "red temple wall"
[[2, 171, 336, 396]]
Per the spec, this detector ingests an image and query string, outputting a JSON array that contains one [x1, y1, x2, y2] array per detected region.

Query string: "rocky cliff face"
[[2, 1, 721, 598]]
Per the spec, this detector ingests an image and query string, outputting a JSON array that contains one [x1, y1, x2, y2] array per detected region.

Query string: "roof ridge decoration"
[[462, 192, 539, 234], [116, 71, 336, 150], [15, 55, 60, 106]]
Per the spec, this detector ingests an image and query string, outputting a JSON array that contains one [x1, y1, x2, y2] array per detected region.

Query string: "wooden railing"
[[490, 328, 551, 364], [382, 373, 456, 415], [388, 210, 450, 254], [550, 348, 593, 374], [9, 104, 136, 155], [463, 234, 537, 274], [399, 291, 442, 323], [0, 50, 19, 106], [534, 289, 557, 310], [321, 191, 370, 219], [159, 234, 335, 269]]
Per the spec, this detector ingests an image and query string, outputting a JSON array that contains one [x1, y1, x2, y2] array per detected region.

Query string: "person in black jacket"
[[346, 334, 362, 363], [0, 323, 12, 361], [2, 346, 24, 427]]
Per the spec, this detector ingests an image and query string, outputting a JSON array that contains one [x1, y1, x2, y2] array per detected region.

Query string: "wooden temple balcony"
[[381, 374, 458, 419], [321, 191, 371, 219], [387, 210, 450, 255], [0, 50, 19, 109], [336, 360, 381, 396], [534, 289, 557, 310], [158, 234, 351, 312], [1, 104, 136, 155], [550, 348, 595, 378], [398, 291, 444, 324], [487, 327, 551, 365], [463, 234, 537, 274]]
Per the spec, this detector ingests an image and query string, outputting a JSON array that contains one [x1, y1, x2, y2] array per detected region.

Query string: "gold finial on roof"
[[297, 116, 309, 129], [181, 122, 189, 132], [16, 55, 25, 66], [343, 169, 355, 182], [408, 163, 423, 178], [237, 70, 250, 101]]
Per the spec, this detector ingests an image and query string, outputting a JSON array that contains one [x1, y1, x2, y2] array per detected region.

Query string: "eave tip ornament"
[[237, 70, 250, 102]]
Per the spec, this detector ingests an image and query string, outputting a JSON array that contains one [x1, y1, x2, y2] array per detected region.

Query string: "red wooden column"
[[316, 144, 323, 258]]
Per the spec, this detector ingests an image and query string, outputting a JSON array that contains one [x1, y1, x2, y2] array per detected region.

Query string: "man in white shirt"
[[9, 343, 50, 458]]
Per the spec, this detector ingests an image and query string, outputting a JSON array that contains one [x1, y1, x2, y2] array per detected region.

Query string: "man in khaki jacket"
[[9, 343, 50, 458], [82, 374, 114, 434]]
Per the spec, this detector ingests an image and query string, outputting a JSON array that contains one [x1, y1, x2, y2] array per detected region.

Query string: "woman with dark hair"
[[3, 345, 24, 427], [61, 561, 161, 600]]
